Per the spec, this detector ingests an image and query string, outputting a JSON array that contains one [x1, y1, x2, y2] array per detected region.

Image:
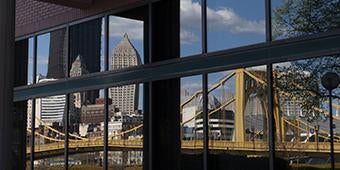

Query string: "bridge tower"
[[235, 69, 245, 142]]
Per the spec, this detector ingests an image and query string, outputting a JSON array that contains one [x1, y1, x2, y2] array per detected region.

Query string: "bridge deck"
[[27, 140, 340, 159]]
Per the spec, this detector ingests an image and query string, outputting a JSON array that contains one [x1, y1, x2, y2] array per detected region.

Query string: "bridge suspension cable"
[[27, 129, 64, 142], [30, 69, 338, 144], [181, 72, 235, 109]]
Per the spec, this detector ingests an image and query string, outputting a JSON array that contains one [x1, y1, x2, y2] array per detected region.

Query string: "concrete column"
[[144, 0, 180, 169], [0, 0, 16, 169]]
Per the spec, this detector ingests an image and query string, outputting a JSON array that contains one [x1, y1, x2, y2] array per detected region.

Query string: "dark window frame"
[[14, 0, 340, 169]]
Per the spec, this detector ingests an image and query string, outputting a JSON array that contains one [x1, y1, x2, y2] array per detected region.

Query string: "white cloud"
[[29, 56, 50, 65], [181, 82, 202, 90], [180, 30, 199, 44], [180, 0, 265, 44], [36, 57, 49, 65], [108, 17, 144, 40], [106, 0, 265, 44]]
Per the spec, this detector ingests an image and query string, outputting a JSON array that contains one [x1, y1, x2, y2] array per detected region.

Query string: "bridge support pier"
[[0, 0, 15, 169]]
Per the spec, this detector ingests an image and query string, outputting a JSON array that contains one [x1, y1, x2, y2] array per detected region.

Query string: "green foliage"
[[273, 0, 340, 39], [273, 0, 340, 122], [275, 56, 340, 122]]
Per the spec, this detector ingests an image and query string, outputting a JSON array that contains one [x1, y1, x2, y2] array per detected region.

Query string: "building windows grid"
[[13, 0, 340, 170]]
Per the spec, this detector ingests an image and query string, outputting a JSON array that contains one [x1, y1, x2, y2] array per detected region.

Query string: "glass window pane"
[[33, 93, 66, 168], [207, 0, 265, 52], [69, 18, 104, 75], [12, 101, 30, 170], [69, 89, 104, 168], [108, 84, 144, 169], [14, 38, 34, 86], [109, 16, 143, 70], [272, 0, 340, 40], [208, 65, 269, 169], [273, 55, 340, 169], [181, 75, 203, 170], [26, 100, 33, 169], [28, 38, 34, 85], [37, 28, 68, 83], [180, 0, 202, 57]]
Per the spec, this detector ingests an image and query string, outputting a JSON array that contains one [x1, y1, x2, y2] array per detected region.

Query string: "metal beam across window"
[[14, 30, 340, 102]]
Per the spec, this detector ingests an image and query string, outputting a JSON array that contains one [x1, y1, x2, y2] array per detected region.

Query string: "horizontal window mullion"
[[14, 31, 340, 101]]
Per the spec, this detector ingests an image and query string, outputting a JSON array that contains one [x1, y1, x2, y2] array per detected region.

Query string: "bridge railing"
[[29, 139, 340, 156]]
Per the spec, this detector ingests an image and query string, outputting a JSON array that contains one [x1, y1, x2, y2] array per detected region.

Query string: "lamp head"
[[321, 72, 340, 91]]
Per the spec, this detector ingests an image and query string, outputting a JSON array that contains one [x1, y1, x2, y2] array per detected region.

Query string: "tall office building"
[[109, 33, 141, 113], [46, 28, 68, 79], [69, 18, 102, 104], [70, 55, 89, 108], [35, 78, 66, 126]]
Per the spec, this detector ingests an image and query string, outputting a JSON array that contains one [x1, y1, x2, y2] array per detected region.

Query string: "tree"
[[273, 0, 340, 39], [273, 0, 340, 122]]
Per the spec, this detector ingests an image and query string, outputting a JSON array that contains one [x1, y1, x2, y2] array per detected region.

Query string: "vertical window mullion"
[[202, 73, 209, 170], [144, 2, 153, 170], [265, 0, 272, 42], [265, 0, 275, 169], [201, 0, 208, 170], [30, 35, 37, 170], [30, 98, 36, 170], [103, 15, 109, 170], [267, 63, 275, 170], [64, 26, 70, 170]]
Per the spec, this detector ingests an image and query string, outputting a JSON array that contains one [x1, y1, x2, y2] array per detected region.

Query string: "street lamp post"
[[315, 125, 320, 150], [321, 72, 340, 170]]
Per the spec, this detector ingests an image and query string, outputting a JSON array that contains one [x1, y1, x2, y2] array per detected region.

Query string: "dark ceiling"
[[35, 0, 94, 8]]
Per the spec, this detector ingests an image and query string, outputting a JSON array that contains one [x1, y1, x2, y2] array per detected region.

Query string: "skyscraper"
[[109, 33, 141, 113], [69, 19, 102, 74], [46, 28, 68, 79], [69, 18, 102, 104], [70, 55, 89, 108]]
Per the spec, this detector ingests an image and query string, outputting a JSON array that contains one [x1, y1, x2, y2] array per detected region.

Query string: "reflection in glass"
[[28, 38, 34, 85], [68, 89, 105, 169], [37, 28, 68, 83], [108, 31, 141, 113], [273, 56, 340, 169], [108, 84, 144, 169], [14, 38, 34, 86], [272, 0, 340, 40], [33, 93, 66, 169], [26, 100, 33, 169], [180, 75, 203, 170], [12, 101, 30, 170], [106, 17, 144, 168], [207, 0, 265, 52], [69, 18, 104, 74], [208, 66, 269, 169], [109, 16, 144, 68], [180, 0, 202, 57]]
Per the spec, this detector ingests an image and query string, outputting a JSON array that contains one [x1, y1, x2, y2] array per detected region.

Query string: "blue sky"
[[31, 0, 266, 78], [26, 0, 338, 113], [36, 33, 50, 79], [28, 0, 268, 111], [31, 16, 145, 110], [180, 0, 266, 102], [180, 0, 265, 56]]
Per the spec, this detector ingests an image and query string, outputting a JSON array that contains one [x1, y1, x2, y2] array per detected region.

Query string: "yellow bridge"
[[27, 68, 340, 160], [28, 139, 340, 159]]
